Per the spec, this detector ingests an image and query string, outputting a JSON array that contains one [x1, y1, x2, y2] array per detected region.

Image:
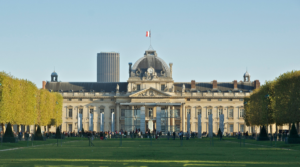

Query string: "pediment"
[[130, 87, 171, 97]]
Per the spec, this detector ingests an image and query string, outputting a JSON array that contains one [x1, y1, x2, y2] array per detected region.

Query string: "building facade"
[[45, 50, 262, 135], [97, 52, 120, 82]]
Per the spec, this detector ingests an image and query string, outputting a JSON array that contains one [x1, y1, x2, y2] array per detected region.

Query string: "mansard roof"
[[174, 82, 255, 92], [45, 82, 128, 92]]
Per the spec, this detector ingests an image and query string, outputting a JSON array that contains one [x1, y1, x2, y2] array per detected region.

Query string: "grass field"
[[0, 137, 299, 167]]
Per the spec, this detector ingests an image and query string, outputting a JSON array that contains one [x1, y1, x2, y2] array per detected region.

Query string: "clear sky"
[[1, 0, 299, 88]]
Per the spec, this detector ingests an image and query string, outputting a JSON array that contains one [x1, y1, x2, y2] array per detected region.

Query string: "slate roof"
[[45, 82, 128, 92], [174, 82, 254, 92], [131, 51, 171, 77]]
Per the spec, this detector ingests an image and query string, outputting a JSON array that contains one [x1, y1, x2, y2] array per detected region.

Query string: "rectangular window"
[[69, 109, 73, 117], [79, 109, 83, 114], [218, 109, 223, 115], [111, 98, 114, 101], [161, 84, 165, 91], [68, 124, 72, 132], [208, 109, 212, 115], [229, 109, 234, 118], [100, 109, 104, 113], [90, 109, 94, 113], [137, 84, 141, 91], [68, 99, 72, 101], [240, 125, 245, 132], [186, 109, 191, 117], [197, 109, 202, 115], [239, 99, 243, 101], [218, 99, 222, 101], [187, 98, 190, 101], [240, 109, 244, 117], [90, 98, 93, 101], [121, 109, 125, 117], [100, 98, 104, 101], [208, 99, 211, 101], [230, 124, 233, 132], [149, 108, 153, 117], [197, 99, 201, 101], [79, 98, 82, 101], [229, 99, 233, 101]]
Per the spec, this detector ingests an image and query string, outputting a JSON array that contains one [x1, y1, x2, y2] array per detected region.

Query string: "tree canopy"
[[0, 72, 63, 127], [244, 70, 300, 127]]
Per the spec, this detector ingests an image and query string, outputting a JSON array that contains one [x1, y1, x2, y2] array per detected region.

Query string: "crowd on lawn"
[[0, 129, 292, 142]]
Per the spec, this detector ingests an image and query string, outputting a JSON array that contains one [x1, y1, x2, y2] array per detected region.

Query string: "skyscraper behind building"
[[97, 52, 120, 82]]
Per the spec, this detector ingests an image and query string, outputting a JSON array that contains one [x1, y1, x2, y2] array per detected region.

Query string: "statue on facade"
[[172, 85, 175, 92], [182, 84, 185, 93], [116, 84, 119, 93]]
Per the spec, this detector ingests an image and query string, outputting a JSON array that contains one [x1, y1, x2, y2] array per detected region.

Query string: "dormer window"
[[228, 90, 232, 93]]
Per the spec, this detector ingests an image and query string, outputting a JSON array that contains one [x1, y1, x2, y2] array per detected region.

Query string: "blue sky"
[[0, 0, 299, 88]]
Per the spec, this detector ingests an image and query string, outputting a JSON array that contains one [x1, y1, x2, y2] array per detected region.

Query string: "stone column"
[[116, 104, 120, 131], [182, 104, 186, 132], [167, 106, 170, 132]]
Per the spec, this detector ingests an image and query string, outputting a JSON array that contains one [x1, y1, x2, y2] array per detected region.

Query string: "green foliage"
[[288, 123, 300, 144], [34, 125, 44, 140], [257, 126, 269, 141], [217, 128, 222, 137], [245, 70, 300, 127], [3, 122, 14, 138], [55, 127, 61, 139], [3, 122, 17, 143], [0, 71, 63, 129]]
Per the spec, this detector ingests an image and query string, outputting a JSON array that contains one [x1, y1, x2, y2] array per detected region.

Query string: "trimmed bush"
[[55, 127, 61, 139], [3, 122, 17, 143], [217, 128, 222, 138], [257, 126, 269, 141], [34, 126, 44, 140], [288, 123, 300, 144]]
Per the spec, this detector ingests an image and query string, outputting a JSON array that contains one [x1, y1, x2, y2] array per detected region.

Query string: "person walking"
[[167, 131, 170, 140], [173, 131, 176, 140]]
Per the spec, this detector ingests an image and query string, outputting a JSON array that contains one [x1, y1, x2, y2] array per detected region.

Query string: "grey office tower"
[[97, 52, 120, 82]]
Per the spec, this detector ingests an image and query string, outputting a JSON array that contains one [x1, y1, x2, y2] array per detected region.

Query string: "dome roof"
[[51, 71, 58, 76], [244, 71, 250, 77], [132, 50, 170, 77]]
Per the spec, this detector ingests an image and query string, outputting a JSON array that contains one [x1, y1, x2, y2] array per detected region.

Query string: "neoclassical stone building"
[[44, 50, 260, 134]]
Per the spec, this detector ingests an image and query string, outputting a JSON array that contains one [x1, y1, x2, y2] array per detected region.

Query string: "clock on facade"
[[148, 68, 154, 74]]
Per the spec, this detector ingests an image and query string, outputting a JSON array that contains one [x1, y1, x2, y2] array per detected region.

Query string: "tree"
[[3, 122, 17, 143], [257, 126, 269, 141], [55, 127, 61, 139], [288, 123, 300, 144], [34, 125, 44, 140]]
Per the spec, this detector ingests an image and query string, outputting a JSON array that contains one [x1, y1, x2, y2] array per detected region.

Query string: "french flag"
[[146, 31, 151, 37]]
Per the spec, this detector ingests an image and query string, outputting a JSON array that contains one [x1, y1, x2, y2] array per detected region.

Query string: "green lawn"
[[0, 137, 299, 167]]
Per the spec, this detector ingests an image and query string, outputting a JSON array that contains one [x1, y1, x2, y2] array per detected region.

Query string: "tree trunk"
[[270, 125, 273, 135], [297, 122, 300, 134], [289, 123, 291, 130]]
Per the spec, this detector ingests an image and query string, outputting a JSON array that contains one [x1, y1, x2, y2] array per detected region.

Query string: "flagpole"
[[150, 30, 151, 48]]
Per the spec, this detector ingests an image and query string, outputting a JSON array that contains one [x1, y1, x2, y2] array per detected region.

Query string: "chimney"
[[233, 80, 237, 89], [128, 62, 132, 77], [212, 80, 217, 89], [169, 63, 173, 78], [254, 80, 260, 89], [191, 80, 196, 89], [42, 81, 46, 89]]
